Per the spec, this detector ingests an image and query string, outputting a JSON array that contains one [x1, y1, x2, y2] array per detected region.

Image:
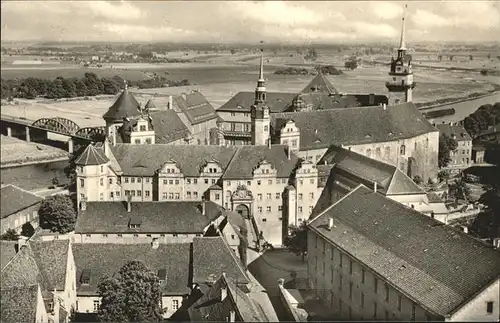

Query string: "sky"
[[1, 1, 499, 44]]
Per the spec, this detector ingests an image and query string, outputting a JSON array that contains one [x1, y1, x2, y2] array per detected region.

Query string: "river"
[[1, 159, 69, 191], [424, 92, 500, 124]]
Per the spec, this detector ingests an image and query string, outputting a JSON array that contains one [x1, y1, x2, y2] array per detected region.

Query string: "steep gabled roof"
[[1, 184, 43, 218], [0, 245, 42, 290], [109, 144, 237, 176], [217, 92, 296, 113], [28, 240, 70, 291], [271, 102, 437, 150], [0, 241, 18, 271], [144, 99, 157, 111], [148, 110, 191, 144], [192, 236, 249, 285], [308, 185, 500, 317], [103, 88, 142, 122], [300, 73, 338, 94], [75, 201, 222, 234], [435, 123, 472, 141], [173, 92, 218, 125], [1, 285, 40, 323], [74, 144, 109, 166], [222, 145, 299, 180], [72, 243, 191, 296]]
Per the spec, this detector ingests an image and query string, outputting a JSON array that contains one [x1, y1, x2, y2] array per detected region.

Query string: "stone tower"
[[251, 50, 270, 146], [386, 5, 415, 106]]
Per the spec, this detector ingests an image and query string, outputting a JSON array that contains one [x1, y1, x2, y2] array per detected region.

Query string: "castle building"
[[385, 5, 416, 106], [435, 122, 473, 169], [102, 84, 218, 146], [214, 56, 388, 146], [74, 140, 327, 245], [307, 184, 500, 321]]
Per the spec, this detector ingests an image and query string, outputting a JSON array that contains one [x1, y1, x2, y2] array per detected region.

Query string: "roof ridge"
[[309, 183, 367, 224], [221, 147, 242, 179], [216, 235, 249, 283]]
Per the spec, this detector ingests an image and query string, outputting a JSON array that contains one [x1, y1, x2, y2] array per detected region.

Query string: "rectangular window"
[[137, 178, 141, 183], [162, 193, 167, 200], [215, 193, 220, 200], [194, 192, 198, 198], [116, 191, 120, 198], [130, 190, 135, 197], [310, 178, 315, 184], [163, 179, 168, 185], [193, 179, 198, 184], [100, 178, 103, 186], [110, 192, 114, 199], [125, 190, 130, 196], [134, 139, 141, 144], [374, 278, 378, 293], [168, 193, 174, 199], [172, 300, 179, 311], [93, 300, 99, 312], [267, 193, 271, 200], [175, 179, 179, 185], [124, 177, 129, 183], [309, 192, 314, 199], [187, 191, 192, 198], [266, 206, 271, 212], [298, 193, 303, 200], [361, 292, 365, 308], [411, 304, 416, 321], [258, 194, 262, 200], [398, 295, 402, 311], [276, 193, 281, 199], [268, 179, 272, 185], [247, 181, 251, 186], [136, 190, 141, 197], [385, 283, 390, 302], [298, 206, 303, 213], [145, 191, 150, 197], [257, 180, 261, 185], [131, 177, 135, 183], [258, 207, 262, 213], [486, 301, 494, 314], [205, 179, 209, 184], [80, 179, 84, 187], [186, 178, 191, 184], [146, 178, 150, 183], [108, 178, 113, 185], [175, 193, 180, 200], [169, 180, 173, 185]]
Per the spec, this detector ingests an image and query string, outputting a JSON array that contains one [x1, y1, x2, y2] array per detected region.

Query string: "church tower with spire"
[[251, 49, 270, 146], [386, 5, 415, 106]]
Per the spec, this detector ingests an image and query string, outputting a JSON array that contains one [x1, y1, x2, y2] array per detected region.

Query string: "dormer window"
[[140, 125, 146, 131], [129, 215, 142, 229], [81, 269, 91, 285], [400, 145, 406, 155]]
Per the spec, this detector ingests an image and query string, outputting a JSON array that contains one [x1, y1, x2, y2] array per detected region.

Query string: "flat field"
[[0, 135, 68, 166]]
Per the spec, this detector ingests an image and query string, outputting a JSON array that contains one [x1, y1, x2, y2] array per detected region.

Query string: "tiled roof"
[[72, 243, 191, 296], [145, 99, 157, 111], [294, 93, 389, 111], [189, 273, 268, 322], [192, 236, 249, 285], [300, 73, 338, 94], [1, 185, 43, 219], [427, 192, 444, 204], [75, 201, 222, 234], [74, 144, 109, 166], [309, 185, 500, 316], [217, 92, 296, 113], [435, 123, 472, 141], [317, 164, 334, 188], [1, 285, 39, 323], [29, 240, 70, 291], [109, 144, 237, 177], [0, 245, 41, 290], [222, 145, 299, 180], [102, 88, 142, 122], [271, 102, 437, 150], [173, 92, 218, 125], [149, 110, 192, 144], [0, 241, 18, 271]]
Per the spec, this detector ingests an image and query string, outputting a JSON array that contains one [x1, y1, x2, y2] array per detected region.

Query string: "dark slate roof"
[[145, 99, 157, 111], [317, 164, 334, 188], [103, 88, 142, 122], [222, 145, 299, 180], [427, 192, 445, 203], [75, 201, 222, 234], [270, 102, 438, 150], [109, 144, 237, 176], [74, 144, 109, 166], [149, 110, 192, 144], [0, 185, 43, 219], [0, 245, 42, 290], [173, 92, 218, 125], [309, 185, 500, 316], [300, 73, 338, 94], [217, 92, 296, 113], [435, 123, 472, 141], [189, 273, 268, 322], [192, 236, 249, 285], [319, 145, 424, 195], [72, 243, 191, 296], [1, 285, 39, 323], [293, 93, 389, 112], [0, 241, 18, 271], [29, 240, 70, 291]]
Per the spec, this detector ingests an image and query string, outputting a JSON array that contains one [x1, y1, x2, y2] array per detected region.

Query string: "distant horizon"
[[2, 1, 499, 44]]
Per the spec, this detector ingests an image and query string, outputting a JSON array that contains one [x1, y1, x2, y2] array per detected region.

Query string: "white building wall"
[[448, 279, 499, 322], [71, 233, 201, 244]]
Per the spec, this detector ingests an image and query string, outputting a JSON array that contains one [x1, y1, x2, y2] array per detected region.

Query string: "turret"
[[386, 4, 415, 106], [251, 49, 270, 146]]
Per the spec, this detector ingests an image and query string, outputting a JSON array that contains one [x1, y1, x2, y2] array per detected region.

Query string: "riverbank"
[[0, 135, 69, 168]]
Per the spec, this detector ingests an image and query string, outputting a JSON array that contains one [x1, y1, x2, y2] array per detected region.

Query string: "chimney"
[[221, 286, 227, 301], [151, 238, 159, 249], [201, 199, 206, 215], [181, 93, 187, 101], [314, 129, 318, 135], [462, 226, 468, 234], [324, 159, 327, 165], [168, 95, 173, 110], [228, 311, 236, 322], [328, 217, 334, 230], [286, 147, 291, 160], [369, 93, 375, 105], [382, 103, 387, 110], [374, 182, 378, 193], [277, 278, 285, 286], [127, 195, 132, 212]]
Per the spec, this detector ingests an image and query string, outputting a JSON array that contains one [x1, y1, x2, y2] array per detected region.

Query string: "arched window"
[[400, 145, 406, 155]]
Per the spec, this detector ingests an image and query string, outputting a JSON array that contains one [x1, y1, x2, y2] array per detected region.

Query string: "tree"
[[38, 194, 76, 234], [437, 170, 451, 183], [304, 48, 318, 61], [284, 221, 308, 262], [448, 175, 472, 203], [1, 229, 19, 241], [344, 59, 358, 70], [413, 175, 423, 185], [438, 134, 458, 168], [97, 260, 162, 323], [470, 183, 500, 239]]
